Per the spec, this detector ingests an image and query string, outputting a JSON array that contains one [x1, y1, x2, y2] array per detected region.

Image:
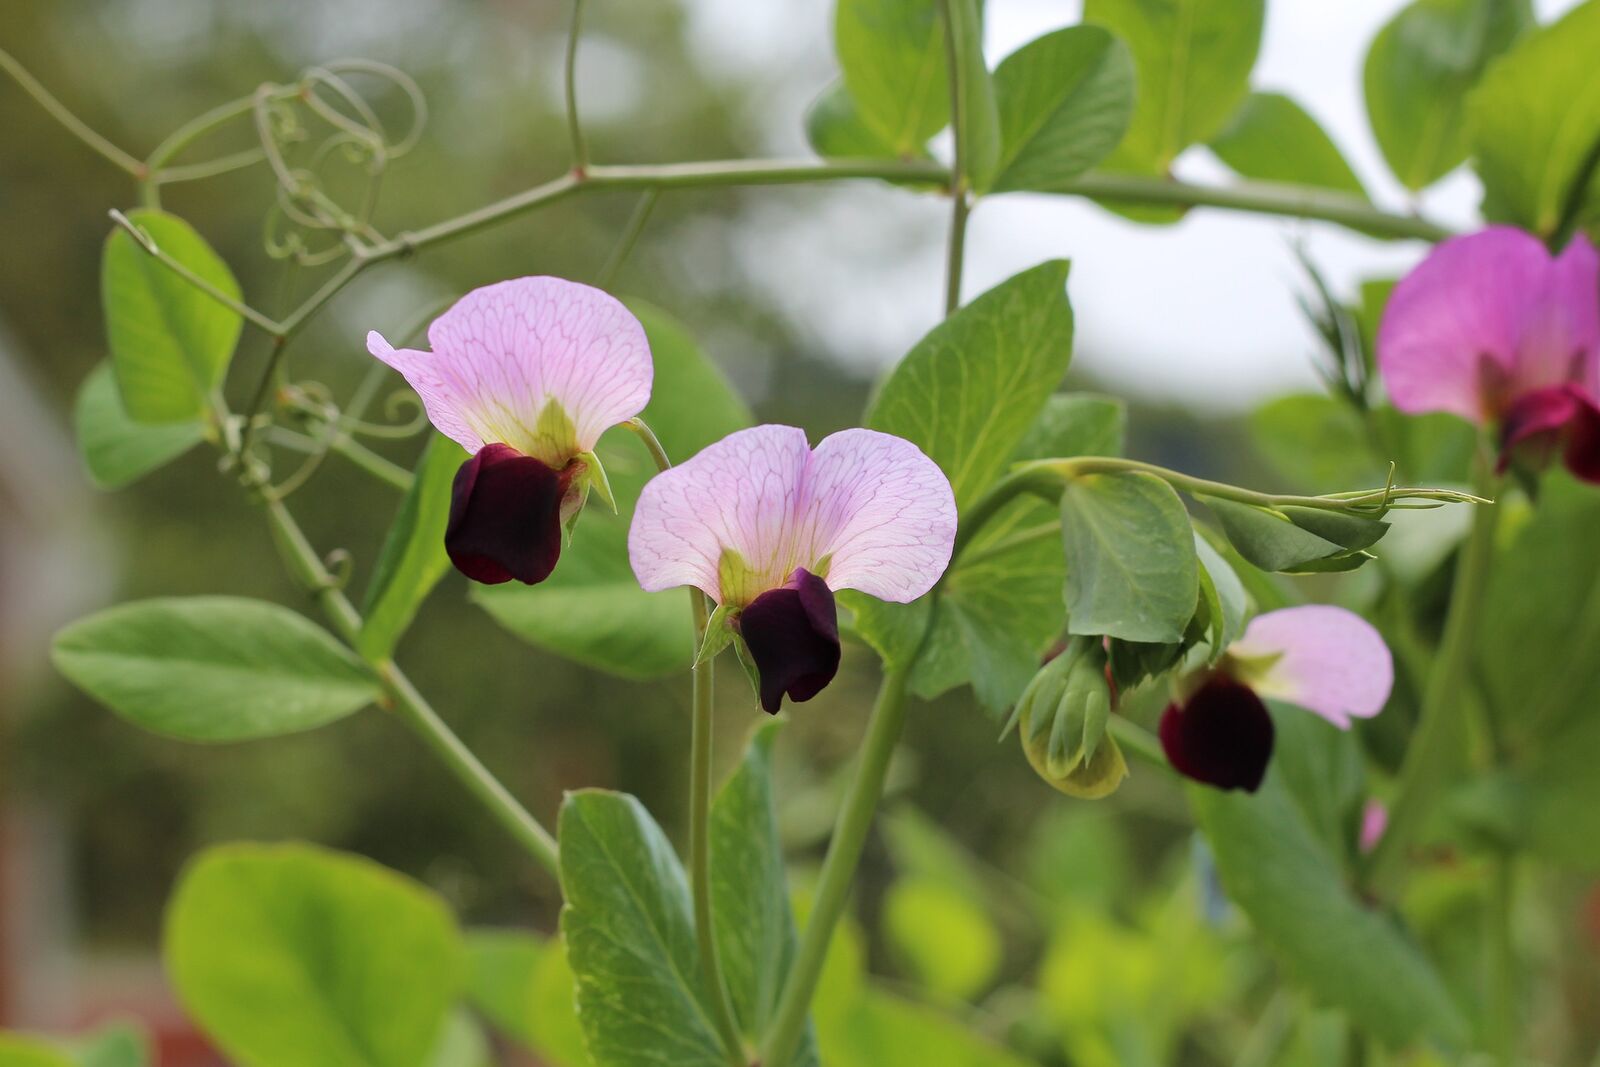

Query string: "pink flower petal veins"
[[1230, 605, 1393, 729], [628, 424, 956, 605], [1377, 227, 1600, 422], [367, 277, 651, 461]]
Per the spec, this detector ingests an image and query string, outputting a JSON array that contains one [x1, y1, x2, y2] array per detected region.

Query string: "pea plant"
[[7, 0, 1600, 1064]]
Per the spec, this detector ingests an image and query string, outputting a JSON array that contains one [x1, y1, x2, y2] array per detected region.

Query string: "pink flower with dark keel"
[[1378, 227, 1600, 482], [628, 425, 956, 713], [1159, 606, 1393, 792], [368, 277, 652, 584]]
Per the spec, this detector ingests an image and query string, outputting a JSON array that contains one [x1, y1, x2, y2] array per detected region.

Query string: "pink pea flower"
[[1159, 606, 1393, 792], [628, 424, 956, 713], [1360, 800, 1389, 854], [367, 277, 652, 585], [1377, 227, 1600, 483]]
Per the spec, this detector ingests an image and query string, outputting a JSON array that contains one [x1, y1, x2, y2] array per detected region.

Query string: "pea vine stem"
[[1364, 456, 1503, 894], [624, 418, 745, 1062]]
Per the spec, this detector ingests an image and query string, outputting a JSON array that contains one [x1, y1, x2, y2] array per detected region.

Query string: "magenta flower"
[[1377, 227, 1600, 482], [1159, 605, 1393, 792], [628, 424, 957, 713], [368, 277, 652, 585]]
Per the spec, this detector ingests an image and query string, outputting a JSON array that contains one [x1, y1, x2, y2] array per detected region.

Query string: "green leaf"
[[883, 878, 1001, 1000], [1468, 0, 1600, 235], [711, 722, 818, 1064], [52, 596, 378, 742], [0, 1036, 74, 1067], [428, 1014, 491, 1067], [361, 435, 466, 660], [1015, 392, 1127, 459], [165, 843, 463, 1067], [101, 209, 242, 423], [867, 259, 1074, 515], [1192, 769, 1466, 1046], [463, 931, 592, 1066], [1366, 0, 1531, 192], [1061, 472, 1198, 643], [944, 0, 1001, 191], [807, 79, 906, 159], [67, 1022, 151, 1067], [818, 987, 1037, 1067], [989, 26, 1136, 194], [1195, 531, 1247, 652], [1210, 92, 1366, 197], [474, 301, 751, 679], [1200, 496, 1349, 573], [74, 361, 204, 489], [558, 791, 728, 1067], [1276, 506, 1389, 552], [834, 0, 949, 156], [1085, 0, 1266, 174]]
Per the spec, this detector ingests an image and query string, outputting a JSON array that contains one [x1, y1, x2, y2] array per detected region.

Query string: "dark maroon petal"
[[1498, 383, 1600, 484], [446, 443, 572, 585], [738, 568, 841, 714], [1158, 675, 1275, 793], [1562, 390, 1600, 484]]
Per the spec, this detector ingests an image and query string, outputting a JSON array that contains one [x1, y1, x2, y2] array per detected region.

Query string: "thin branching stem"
[[565, 0, 590, 172]]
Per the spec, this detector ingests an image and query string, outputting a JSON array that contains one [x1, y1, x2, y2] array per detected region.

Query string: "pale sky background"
[[680, 0, 1580, 412]]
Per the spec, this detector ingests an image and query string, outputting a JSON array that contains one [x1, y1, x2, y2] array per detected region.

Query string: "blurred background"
[[2, 1, 1592, 1064]]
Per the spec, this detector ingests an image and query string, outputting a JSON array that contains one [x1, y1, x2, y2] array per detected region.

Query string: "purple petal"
[[446, 444, 574, 585], [369, 277, 652, 462], [738, 568, 841, 713], [1230, 605, 1393, 728], [1378, 227, 1562, 421], [1158, 675, 1275, 793], [802, 429, 956, 603], [630, 425, 812, 602], [1360, 800, 1388, 854]]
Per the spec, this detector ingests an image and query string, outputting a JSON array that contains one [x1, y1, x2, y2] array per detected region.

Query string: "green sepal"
[[696, 603, 737, 666], [731, 631, 764, 710], [577, 450, 617, 514]]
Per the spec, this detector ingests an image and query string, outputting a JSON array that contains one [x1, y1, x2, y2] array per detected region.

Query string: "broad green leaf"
[[101, 209, 242, 423], [463, 932, 592, 1066], [867, 259, 1074, 515], [1269, 703, 1367, 863], [1015, 392, 1127, 459], [807, 79, 905, 159], [818, 987, 1036, 1067], [1192, 768, 1467, 1046], [834, 0, 949, 155], [1210, 92, 1366, 197], [1480, 475, 1600, 749], [1061, 471, 1198, 643], [989, 26, 1136, 194], [1366, 0, 1531, 191], [944, 0, 1001, 190], [711, 722, 818, 1064], [1468, 0, 1600, 234], [165, 843, 463, 1067], [1200, 496, 1350, 573], [558, 791, 727, 1067], [74, 361, 204, 489], [1195, 532, 1247, 652], [474, 302, 751, 679], [67, 1023, 150, 1067], [0, 1036, 74, 1067], [52, 596, 378, 742], [883, 878, 1001, 1000], [1086, 0, 1265, 174], [361, 435, 466, 660]]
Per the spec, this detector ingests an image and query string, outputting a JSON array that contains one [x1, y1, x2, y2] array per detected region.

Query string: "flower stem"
[[1364, 458, 1503, 893], [759, 666, 913, 1067], [260, 495, 560, 876], [689, 593, 746, 1064], [564, 0, 590, 173], [1486, 852, 1517, 1065]]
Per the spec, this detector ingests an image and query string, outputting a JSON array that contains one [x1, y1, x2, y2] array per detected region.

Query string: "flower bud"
[[1015, 638, 1127, 799]]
